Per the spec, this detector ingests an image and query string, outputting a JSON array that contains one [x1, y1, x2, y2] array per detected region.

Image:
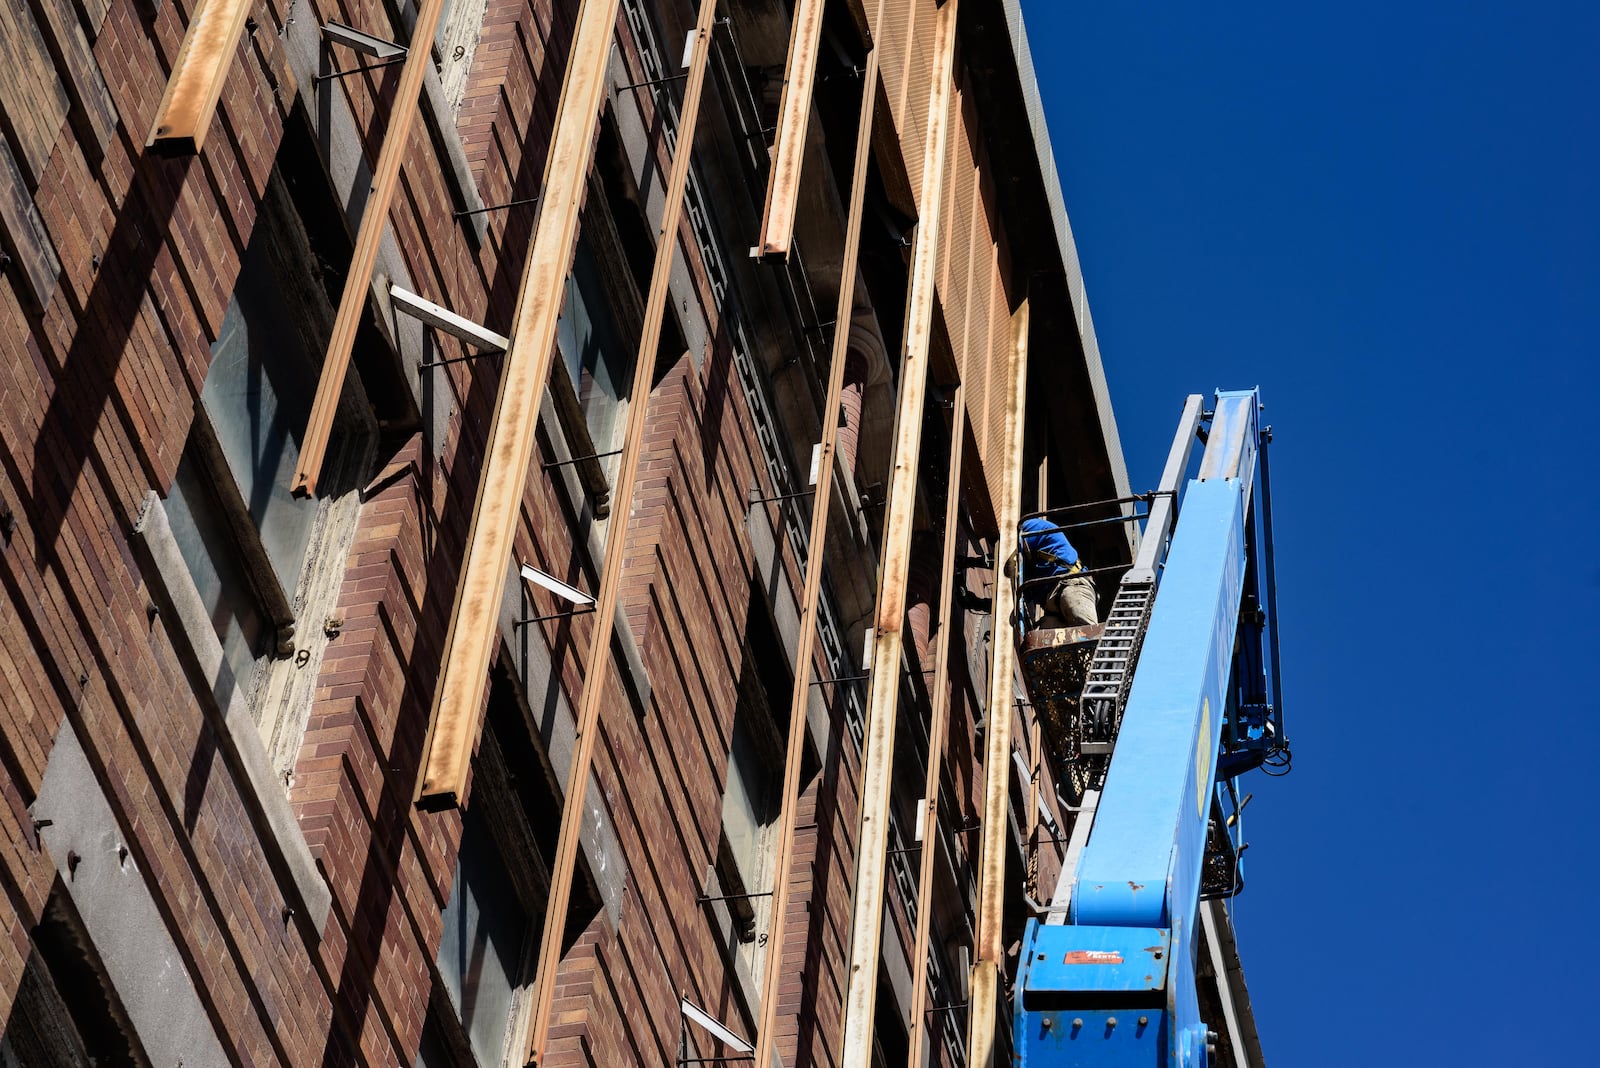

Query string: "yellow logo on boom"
[[1196, 698, 1212, 818]]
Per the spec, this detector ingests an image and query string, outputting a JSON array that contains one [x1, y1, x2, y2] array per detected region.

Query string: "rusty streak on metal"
[[753, 0, 825, 259], [414, 0, 622, 807], [749, 2, 884, 1061], [521, 1, 720, 1061], [905, 386, 966, 1068], [290, 0, 450, 497], [965, 297, 1031, 1068], [145, 0, 257, 153], [838, 1, 960, 1062]]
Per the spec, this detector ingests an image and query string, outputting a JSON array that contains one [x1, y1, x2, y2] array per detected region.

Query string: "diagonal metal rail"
[[749, 1, 885, 1062], [838, 0, 961, 1060], [520, 0, 722, 1060], [965, 297, 1031, 1067], [291, 1, 451, 497]]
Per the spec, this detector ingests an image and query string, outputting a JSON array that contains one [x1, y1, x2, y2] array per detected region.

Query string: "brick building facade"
[[0, 0, 1132, 1064]]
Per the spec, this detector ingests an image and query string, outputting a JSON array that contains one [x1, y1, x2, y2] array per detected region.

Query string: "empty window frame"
[[165, 115, 376, 749], [870, 960, 911, 1068], [422, 665, 602, 1066], [556, 235, 634, 479], [545, 113, 687, 522], [714, 591, 795, 980], [0, 886, 147, 1065]]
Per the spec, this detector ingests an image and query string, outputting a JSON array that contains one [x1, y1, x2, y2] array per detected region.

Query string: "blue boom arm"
[[1015, 390, 1279, 1067]]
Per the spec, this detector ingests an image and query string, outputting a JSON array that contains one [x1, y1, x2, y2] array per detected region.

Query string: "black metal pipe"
[[1021, 512, 1149, 537], [418, 350, 502, 370], [512, 606, 597, 628], [1020, 491, 1172, 521], [543, 448, 623, 470], [1017, 562, 1131, 589], [454, 195, 540, 219], [697, 890, 773, 903], [749, 487, 816, 505], [811, 672, 869, 686], [314, 56, 406, 82], [618, 71, 690, 91]]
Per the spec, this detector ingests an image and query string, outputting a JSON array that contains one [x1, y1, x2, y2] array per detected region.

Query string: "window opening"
[[165, 111, 377, 752], [715, 590, 796, 979], [557, 237, 633, 480], [0, 885, 147, 1065], [424, 664, 602, 1066], [870, 961, 910, 1068]]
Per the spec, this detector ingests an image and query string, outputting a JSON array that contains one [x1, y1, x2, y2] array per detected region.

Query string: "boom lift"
[[1015, 389, 1288, 1067]]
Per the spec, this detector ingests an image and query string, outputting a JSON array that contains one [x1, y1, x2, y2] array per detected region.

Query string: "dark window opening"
[[857, 157, 914, 381], [167, 110, 379, 695], [715, 589, 804, 976], [0, 885, 147, 1066], [277, 110, 416, 431], [870, 961, 910, 1068], [593, 113, 688, 387], [549, 159, 653, 521], [423, 663, 602, 1066]]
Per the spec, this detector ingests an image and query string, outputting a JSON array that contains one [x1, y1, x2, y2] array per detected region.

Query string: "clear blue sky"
[[1021, 2, 1600, 1064]]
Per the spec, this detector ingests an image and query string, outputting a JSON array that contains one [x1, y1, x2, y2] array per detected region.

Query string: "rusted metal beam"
[[749, 1, 884, 1060], [904, 386, 965, 1067], [837, 1, 960, 1061], [965, 297, 1031, 1068], [414, 0, 623, 807], [145, 0, 258, 153], [520, 1, 721, 1061], [289, 1, 449, 496], [753, 0, 825, 259]]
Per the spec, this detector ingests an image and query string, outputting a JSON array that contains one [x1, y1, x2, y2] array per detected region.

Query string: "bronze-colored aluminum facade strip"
[[748, 3, 886, 1063], [146, 0, 258, 153], [290, 0, 449, 498], [837, 0, 959, 1060], [904, 387, 965, 1066], [521, 0, 721, 1060], [753, 0, 825, 259], [965, 297, 1030, 1067], [414, 0, 623, 806]]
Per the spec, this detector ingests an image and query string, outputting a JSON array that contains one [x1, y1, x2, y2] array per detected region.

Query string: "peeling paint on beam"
[[521, 0, 721, 1061], [965, 297, 1030, 1068], [145, 0, 257, 154], [837, 1, 961, 1061], [290, 0, 450, 496], [753, 0, 825, 260], [750, 1, 886, 1061], [414, 0, 623, 807]]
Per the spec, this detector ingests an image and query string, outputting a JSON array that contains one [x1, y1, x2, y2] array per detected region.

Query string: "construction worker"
[[1020, 516, 1098, 628]]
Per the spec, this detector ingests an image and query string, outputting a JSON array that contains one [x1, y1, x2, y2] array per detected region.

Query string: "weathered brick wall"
[[0, 0, 1045, 1061]]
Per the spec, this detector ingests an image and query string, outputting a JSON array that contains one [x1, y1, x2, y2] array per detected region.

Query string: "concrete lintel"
[[35, 716, 231, 1066]]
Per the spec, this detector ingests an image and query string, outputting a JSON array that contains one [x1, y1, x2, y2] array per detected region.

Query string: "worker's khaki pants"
[[1043, 574, 1098, 628]]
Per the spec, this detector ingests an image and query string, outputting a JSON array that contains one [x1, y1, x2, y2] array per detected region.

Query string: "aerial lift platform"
[[1014, 390, 1288, 1068]]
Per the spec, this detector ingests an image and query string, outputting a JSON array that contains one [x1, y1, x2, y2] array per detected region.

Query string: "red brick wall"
[[0, 0, 1015, 1062]]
